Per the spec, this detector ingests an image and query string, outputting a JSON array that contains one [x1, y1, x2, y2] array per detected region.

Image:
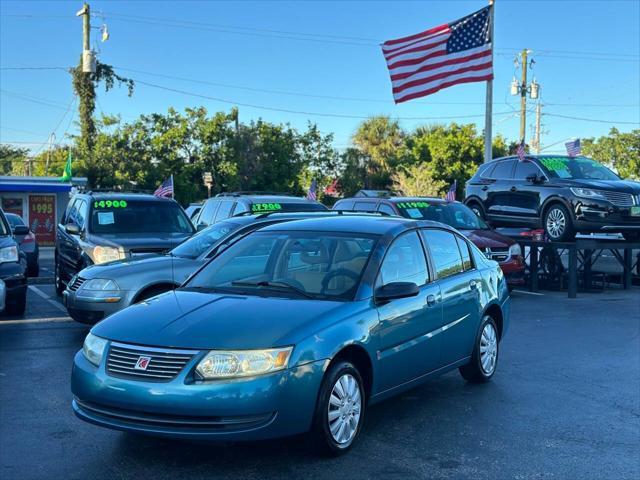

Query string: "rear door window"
[[488, 160, 516, 179], [421, 229, 464, 279], [354, 201, 377, 212], [455, 235, 473, 271], [514, 160, 543, 180]]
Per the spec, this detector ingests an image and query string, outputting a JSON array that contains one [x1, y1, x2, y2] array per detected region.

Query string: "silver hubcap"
[[472, 207, 482, 217], [328, 373, 362, 444], [546, 208, 566, 239], [480, 323, 498, 375]]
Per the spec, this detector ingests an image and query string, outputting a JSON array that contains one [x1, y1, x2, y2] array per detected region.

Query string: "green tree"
[[582, 128, 640, 180], [0, 145, 28, 175], [352, 116, 408, 189], [391, 163, 447, 197]]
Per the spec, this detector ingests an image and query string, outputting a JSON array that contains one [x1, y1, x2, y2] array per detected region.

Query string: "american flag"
[[154, 175, 174, 198], [445, 180, 457, 202], [382, 6, 493, 104], [516, 142, 526, 162], [565, 138, 581, 157], [306, 179, 317, 201]]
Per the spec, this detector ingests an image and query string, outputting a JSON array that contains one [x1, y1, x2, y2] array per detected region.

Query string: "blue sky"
[[1, 0, 639, 157]]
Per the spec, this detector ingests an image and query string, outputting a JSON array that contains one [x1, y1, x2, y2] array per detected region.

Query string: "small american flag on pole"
[[154, 175, 174, 198], [306, 179, 317, 201], [382, 6, 493, 104], [516, 142, 526, 162], [565, 138, 581, 157], [445, 180, 457, 202]]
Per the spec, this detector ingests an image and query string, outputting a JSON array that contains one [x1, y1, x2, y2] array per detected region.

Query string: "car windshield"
[[170, 220, 242, 259], [5, 214, 24, 228], [394, 201, 490, 230], [184, 230, 378, 300], [90, 199, 194, 235], [538, 156, 620, 180]]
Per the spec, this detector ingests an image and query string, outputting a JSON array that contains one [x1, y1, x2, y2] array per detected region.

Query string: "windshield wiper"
[[231, 280, 314, 299]]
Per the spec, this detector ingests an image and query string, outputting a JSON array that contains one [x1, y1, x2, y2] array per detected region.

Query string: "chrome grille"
[[485, 248, 509, 262], [106, 343, 198, 382], [601, 191, 635, 207], [68, 276, 86, 292]]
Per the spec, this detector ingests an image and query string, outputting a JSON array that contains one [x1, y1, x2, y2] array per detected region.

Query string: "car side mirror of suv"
[[375, 282, 419, 304], [65, 223, 80, 235], [12, 225, 29, 236]]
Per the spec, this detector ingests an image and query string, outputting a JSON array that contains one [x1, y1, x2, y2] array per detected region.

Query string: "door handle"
[[510, 186, 517, 192], [469, 280, 478, 290], [481, 186, 489, 191], [426, 294, 436, 306]]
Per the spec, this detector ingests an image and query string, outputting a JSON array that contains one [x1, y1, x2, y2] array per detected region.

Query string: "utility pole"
[[483, 0, 495, 163], [81, 3, 90, 52], [519, 48, 528, 144], [533, 103, 542, 153]]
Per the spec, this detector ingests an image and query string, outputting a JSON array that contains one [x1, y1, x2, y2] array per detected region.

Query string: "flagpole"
[[171, 174, 174, 199], [483, 0, 495, 164]]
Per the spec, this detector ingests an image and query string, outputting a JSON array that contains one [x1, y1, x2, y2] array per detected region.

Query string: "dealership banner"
[[28, 195, 56, 245]]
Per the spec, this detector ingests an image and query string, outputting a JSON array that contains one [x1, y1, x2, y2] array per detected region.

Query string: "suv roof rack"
[[215, 191, 299, 198], [354, 189, 396, 198]]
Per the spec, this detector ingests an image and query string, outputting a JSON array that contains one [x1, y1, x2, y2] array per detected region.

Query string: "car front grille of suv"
[[601, 191, 635, 207]]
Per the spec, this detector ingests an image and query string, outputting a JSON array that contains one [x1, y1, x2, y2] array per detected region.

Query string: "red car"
[[333, 194, 525, 288]]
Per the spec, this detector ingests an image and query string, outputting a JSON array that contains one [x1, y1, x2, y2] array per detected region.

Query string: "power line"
[[543, 112, 640, 125], [0, 89, 70, 110], [131, 78, 518, 121], [0, 66, 69, 71]]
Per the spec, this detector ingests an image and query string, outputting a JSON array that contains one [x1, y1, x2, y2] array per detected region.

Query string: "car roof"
[[257, 215, 454, 235], [338, 196, 452, 205], [80, 192, 175, 202], [489, 154, 581, 163], [214, 194, 318, 203], [222, 211, 384, 226]]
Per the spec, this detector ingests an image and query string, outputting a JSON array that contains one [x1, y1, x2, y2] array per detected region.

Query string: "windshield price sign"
[[94, 200, 128, 209], [251, 203, 282, 212], [397, 201, 429, 209]]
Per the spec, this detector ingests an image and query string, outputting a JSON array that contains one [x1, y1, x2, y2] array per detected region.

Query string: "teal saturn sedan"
[[71, 216, 510, 455]]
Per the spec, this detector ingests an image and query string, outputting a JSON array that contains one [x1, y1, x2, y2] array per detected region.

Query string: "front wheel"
[[459, 315, 500, 383], [309, 361, 365, 456], [544, 204, 575, 242]]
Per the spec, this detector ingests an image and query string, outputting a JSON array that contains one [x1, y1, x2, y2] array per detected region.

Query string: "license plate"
[[631, 206, 640, 216]]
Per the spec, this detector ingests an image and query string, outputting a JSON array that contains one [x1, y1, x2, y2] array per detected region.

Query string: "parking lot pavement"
[[1, 288, 639, 480]]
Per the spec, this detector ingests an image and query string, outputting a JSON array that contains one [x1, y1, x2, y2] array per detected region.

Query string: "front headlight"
[[570, 188, 606, 200], [509, 244, 522, 257], [82, 332, 107, 366], [80, 278, 119, 291], [0, 245, 19, 263], [92, 246, 122, 264], [196, 347, 293, 380]]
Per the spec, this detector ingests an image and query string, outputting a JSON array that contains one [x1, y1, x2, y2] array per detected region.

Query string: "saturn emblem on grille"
[[134, 356, 152, 371]]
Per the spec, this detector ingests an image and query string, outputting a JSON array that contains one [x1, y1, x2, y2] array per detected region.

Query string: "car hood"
[[458, 229, 514, 249], [80, 255, 202, 285], [85, 232, 192, 252], [558, 179, 640, 194], [91, 290, 346, 349]]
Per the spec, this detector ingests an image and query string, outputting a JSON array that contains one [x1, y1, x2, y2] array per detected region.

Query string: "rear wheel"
[[309, 361, 365, 456], [460, 315, 499, 383], [467, 201, 485, 220], [54, 257, 64, 296], [544, 204, 575, 242], [5, 289, 27, 316]]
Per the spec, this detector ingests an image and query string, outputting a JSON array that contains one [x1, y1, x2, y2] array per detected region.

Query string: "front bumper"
[[0, 261, 27, 300], [71, 350, 327, 441], [63, 289, 133, 324], [572, 200, 640, 232]]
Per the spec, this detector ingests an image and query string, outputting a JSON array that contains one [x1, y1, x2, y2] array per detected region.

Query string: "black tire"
[[467, 201, 485, 220], [54, 257, 65, 296], [543, 203, 575, 242], [28, 263, 39, 278], [309, 360, 366, 456], [5, 289, 27, 316], [459, 315, 500, 383]]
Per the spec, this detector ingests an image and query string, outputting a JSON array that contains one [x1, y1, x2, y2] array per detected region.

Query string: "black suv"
[[192, 193, 328, 230], [0, 208, 28, 315], [55, 192, 194, 295], [464, 155, 640, 241]]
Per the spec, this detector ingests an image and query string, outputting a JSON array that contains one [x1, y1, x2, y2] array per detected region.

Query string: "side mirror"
[[12, 225, 29, 236], [375, 282, 419, 303], [196, 223, 207, 232], [65, 223, 80, 235]]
